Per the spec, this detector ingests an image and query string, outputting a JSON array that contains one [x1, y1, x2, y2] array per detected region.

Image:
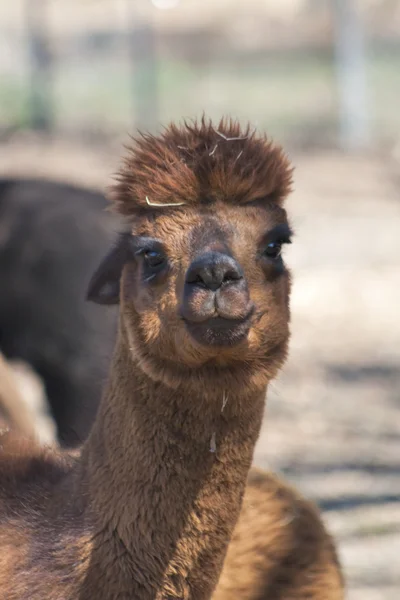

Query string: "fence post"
[[128, 3, 159, 132], [332, 0, 369, 150], [25, 0, 53, 132]]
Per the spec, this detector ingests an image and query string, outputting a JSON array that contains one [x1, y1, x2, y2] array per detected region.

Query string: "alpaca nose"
[[185, 252, 243, 291]]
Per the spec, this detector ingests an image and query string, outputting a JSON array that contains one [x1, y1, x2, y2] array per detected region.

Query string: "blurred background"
[[0, 1, 399, 598]]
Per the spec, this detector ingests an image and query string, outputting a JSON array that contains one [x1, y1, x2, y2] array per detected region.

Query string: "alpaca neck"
[[78, 321, 266, 599]]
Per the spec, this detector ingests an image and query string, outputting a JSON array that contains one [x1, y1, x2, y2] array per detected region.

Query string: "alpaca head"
[[88, 119, 294, 392]]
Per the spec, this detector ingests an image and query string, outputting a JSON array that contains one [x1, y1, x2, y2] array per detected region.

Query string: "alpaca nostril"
[[185, 252, 243, 292]]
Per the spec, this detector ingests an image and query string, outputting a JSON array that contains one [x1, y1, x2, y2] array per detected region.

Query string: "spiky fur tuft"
[[112, 117, 293, 216]]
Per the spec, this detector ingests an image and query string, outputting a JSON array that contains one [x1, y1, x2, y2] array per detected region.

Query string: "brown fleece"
[[112, 117, 293, 215], [214, 469, 343, 600]]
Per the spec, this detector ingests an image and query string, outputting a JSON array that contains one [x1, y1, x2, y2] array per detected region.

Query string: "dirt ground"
[[1, 136, 399, 598]]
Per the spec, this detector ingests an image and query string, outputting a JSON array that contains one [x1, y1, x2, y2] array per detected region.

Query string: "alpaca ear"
[[86, 234, 130, 305]]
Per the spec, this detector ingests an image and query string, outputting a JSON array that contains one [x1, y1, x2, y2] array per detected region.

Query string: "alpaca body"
[[214, 469, 343, 600], [0, 449, 343, 600], [0, 324, 265, 599], [0, 351, 38, 439], [0, 450, 343, 600], [0, 351, 56, 444]]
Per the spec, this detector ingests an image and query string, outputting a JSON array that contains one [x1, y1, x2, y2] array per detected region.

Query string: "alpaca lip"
[[183, 312, 253, 347]]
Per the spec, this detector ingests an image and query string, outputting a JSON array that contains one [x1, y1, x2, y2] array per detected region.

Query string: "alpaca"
[[0, 178, 118, 446], [0, 351, 56, 445], [214, 469, 343, 599], [0, 119, 343, 599], [0, 351, 37, 438]]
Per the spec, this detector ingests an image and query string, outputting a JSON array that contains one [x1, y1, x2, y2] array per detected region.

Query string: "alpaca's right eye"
[[263, 241, 283, 260], [131, 237, 168, 276], [143, 250, 165, 269]]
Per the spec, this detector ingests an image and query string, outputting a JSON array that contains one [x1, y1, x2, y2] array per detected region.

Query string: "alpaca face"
[[88, 119, 294, 387], [127, 200, 290, 346], [88, 204, 292, 381]]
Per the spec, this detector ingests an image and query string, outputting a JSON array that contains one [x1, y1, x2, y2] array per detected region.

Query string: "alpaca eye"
[[143, 250, 165, 268], [263, 241, 283, 259]]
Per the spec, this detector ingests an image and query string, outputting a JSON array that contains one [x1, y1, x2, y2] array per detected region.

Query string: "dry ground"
[[0, 136, 399, 598]]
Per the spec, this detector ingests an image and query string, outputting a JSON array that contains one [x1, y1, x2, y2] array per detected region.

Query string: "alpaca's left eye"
[[144, 250, 165, 268], [263, 241, 283, 259]]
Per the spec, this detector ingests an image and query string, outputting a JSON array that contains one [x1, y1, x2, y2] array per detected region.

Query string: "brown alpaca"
[[0, 119, 343, 599], [0, 352, 35, 437], [0, 352, 56, 445], [214, 469, 343, 599]]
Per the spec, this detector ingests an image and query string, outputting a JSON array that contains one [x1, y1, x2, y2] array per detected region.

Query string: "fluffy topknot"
[[112, 118, 293, 216]]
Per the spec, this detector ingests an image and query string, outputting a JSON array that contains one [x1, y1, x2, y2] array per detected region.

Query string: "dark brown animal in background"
[[0, 178, 118, 447], [0, 119, 343, 599]]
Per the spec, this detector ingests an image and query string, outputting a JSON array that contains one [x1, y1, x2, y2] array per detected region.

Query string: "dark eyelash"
[[277, 237, 292, 245], [262, 237, 291, 261]]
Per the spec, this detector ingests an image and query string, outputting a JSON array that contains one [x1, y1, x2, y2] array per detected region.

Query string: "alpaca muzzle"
[[180, 251, 254, 346]]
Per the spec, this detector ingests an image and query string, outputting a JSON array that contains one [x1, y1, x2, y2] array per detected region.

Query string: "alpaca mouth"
[[183, 312, 253, 347]]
